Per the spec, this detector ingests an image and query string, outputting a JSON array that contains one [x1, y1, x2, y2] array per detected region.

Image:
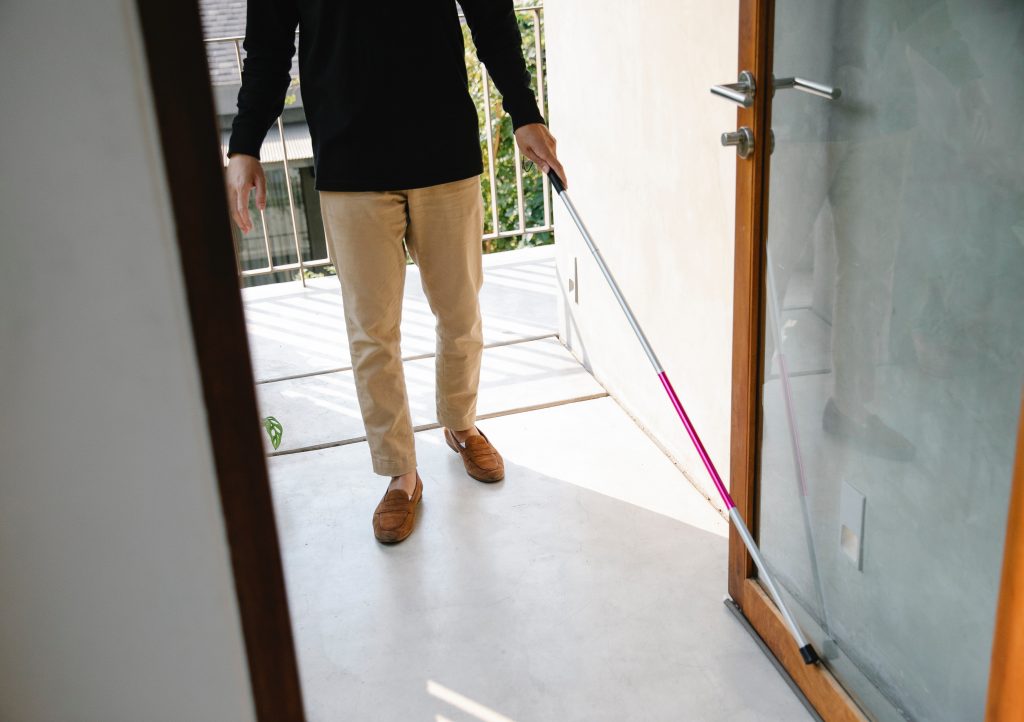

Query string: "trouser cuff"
[[438, 409, 477, 432], [371, 454, 417, 478]]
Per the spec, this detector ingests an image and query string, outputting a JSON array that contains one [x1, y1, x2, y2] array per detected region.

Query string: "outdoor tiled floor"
[[241, 244, 812, 721]]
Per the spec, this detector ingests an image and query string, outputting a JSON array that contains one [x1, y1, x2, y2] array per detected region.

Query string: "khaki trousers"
[[319, 176, 484, 477]]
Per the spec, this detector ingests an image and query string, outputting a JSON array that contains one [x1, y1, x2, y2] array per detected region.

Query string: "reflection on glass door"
[[758, 1, 1024, 719]]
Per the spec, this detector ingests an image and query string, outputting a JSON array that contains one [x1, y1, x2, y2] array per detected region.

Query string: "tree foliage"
[[464, 11, 552, 253]]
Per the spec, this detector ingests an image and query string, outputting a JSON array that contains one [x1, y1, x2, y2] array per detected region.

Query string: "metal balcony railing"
[[205, 4, 552, 287]]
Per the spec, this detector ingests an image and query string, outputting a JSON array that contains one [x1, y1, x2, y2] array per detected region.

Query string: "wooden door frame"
[[726, 0, 869, 718], [985, 394, 1024, 719], [135, 1, 305, 720]]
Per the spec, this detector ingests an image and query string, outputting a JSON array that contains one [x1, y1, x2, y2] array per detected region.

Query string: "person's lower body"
[[319, 175, 504, 543]]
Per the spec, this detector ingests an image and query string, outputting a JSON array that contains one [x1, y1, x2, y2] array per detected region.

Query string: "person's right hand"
[[226, 153, 266, 234]]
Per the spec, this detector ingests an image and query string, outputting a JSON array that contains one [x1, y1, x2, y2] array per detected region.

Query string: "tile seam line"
[[254, 332, 560, 385], [265, 392, 610, 457]]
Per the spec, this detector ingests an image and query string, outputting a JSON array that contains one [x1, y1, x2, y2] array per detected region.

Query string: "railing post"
[[481, 66, 501, 244], [232, 39, 273, 275], [276, 116, 306, 287], [532, 8, 551, 230]]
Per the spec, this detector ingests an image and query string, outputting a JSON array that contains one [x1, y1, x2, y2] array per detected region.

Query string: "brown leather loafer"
[[372, 474, 423, 544], [444, 427, 505, 482]]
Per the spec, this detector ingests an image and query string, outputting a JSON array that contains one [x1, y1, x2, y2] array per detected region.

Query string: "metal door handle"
[[773, 76, 841, 100], [710, 70, 756, 108], [721, 127, 754, 159]]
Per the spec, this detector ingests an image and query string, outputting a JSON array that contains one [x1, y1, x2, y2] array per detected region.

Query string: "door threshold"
[[724, 597, 824, 722]]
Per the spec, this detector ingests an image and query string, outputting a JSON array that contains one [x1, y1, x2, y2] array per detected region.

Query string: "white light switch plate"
[[839, 482, 866, 570]]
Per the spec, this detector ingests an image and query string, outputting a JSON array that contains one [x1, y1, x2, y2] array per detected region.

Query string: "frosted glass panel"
[[759, 2, 1024, 719]]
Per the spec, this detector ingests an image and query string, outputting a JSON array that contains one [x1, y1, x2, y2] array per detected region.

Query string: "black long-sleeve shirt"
[[227, 0, 544, 191]]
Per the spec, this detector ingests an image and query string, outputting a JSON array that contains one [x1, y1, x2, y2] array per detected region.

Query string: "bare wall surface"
[[0, 2, 256, 720], [545, 1, 740, 509]]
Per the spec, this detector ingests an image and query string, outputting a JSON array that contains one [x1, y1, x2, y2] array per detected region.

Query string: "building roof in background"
[[198, 0, 537, 85], [199, 0, 299, 86], [219, 122, 313, 166], [199, 0, 245, 38]]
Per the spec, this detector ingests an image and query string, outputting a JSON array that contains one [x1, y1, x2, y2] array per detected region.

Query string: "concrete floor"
[[243, 245, 812, 721]]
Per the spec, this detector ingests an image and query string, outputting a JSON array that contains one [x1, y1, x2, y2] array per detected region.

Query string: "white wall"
[[0, 2, 256, 720], [546, 1, 740, 510]]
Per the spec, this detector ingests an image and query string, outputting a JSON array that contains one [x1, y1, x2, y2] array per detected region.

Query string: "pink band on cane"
[[657, 371, 736, 510]]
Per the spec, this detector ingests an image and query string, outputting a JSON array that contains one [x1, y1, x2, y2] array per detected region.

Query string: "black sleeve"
[[227, 0, 299, 159], [459, 0, 545, 129]]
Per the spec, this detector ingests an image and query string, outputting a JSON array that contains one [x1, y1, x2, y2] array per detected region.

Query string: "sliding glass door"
[[756, 1, 1024, 718]]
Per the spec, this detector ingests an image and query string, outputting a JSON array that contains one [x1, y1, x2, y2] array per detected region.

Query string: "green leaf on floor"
[[263, 415, 284, 450]]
